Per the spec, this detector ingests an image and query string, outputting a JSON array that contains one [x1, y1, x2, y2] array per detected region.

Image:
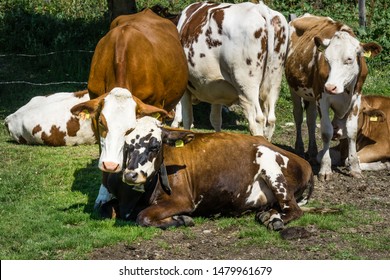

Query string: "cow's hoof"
[[173, 215, 195, 227], [256, 211, 270, 224], [318, 172, 332, 181], [271, 219, 284, 231], [350, 170, 363, 178]]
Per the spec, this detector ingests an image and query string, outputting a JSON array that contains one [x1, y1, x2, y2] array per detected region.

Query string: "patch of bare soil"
[[89, 166, 389, 260]]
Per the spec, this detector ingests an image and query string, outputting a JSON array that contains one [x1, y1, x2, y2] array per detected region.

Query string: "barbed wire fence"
[[0, 50, 93, 86], [0, 49, 388, 87]]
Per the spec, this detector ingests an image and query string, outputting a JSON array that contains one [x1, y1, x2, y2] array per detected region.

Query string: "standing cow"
[[5, 90, 96, 146], [70, 9, 188, 207], [176, 1, 288, 140], [285, 14, 381, 180], [103, 116, 314, 231], [331, 95, 390, 171]]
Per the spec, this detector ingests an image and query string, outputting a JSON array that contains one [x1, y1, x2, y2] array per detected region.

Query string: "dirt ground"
[[89, 168, 389, 260], [89, 122, 390, 260]]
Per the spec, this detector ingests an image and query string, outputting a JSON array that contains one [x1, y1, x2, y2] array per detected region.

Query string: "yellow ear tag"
[[152, 113, 161, 119], [370, 116, 378, 122], [79, 110, 90, 120], [364, 51, 372, 58], [175, 139, 184, 148]]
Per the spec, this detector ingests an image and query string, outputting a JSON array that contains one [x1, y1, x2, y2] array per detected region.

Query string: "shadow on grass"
[[70, 158, 102, 219]]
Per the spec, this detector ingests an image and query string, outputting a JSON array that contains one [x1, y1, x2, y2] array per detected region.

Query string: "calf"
[[331, 95, 390, 170], [5, 90, 96, 146], [104, 116, 314, 230], [285, 14, 382, 180]]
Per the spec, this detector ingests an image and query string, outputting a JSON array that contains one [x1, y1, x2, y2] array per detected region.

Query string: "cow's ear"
[[132, 95, 174, 119], [161, 127, 195, 147], [70, 94, 106, 118], [361, 42, 382, 58], [314, 36, 329, 52], [362, 109, 386, 122]]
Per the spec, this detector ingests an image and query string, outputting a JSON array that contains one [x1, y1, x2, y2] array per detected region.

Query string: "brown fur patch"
[[32, 124, 42, 135], [66, 116, 80, 137], [41, 125, 66, 146]]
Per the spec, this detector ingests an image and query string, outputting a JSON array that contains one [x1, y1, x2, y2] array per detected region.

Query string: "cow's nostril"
[[125, 171, 138, 182]]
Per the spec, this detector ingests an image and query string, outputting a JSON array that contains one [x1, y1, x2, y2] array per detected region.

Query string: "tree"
[[107, 0, 137, 22], [359, 0, 367, 28]]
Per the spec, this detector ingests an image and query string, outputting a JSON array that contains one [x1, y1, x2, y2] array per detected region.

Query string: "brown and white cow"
[[5, 90, 96, 146], [285, 14, 382, 180], [103, 116, 314, 230], [331, 95, 390, 170], [175, 1, 288, 139], [70, 9, 188, 207]]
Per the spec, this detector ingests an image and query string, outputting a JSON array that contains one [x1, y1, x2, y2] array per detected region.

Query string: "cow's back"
[[162, 132, 312, 216], [5, 90, 96, 146], [88, 9, 188, 112]]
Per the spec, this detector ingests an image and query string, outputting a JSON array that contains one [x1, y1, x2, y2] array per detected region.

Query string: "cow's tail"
[[298, 173, 342, 214], [297, 172, 314, 207]]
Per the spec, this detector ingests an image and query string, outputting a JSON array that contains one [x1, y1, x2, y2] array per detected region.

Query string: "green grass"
[[0, 0, 389, 260]]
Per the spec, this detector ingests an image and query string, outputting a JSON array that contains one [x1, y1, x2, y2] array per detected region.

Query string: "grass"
[[0, 0, 389, 260]]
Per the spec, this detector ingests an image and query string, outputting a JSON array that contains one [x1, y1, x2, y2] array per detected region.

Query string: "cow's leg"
[[291, 91, 305, 157], [94, 172, 112, 209], [136, 201, 194, 229], [209, 104, 222, 132], [239, 93, 264, 136], [171, 101, 182, 128], [181, 91, 194, 130], [262, 93, 277, 141], [345, 95, 362, 177], [359, 161, 390, 171], [306, 100, 318, 160], [317, 100, 334, 181], [255, 148, 304, 230]]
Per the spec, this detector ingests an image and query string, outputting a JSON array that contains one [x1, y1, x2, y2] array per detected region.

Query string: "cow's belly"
[[188, 78, 238, 106], [192, 179, 276, 217]]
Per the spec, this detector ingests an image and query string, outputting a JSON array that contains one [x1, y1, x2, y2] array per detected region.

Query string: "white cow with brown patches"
[[285, 14, 382, 180], [5, 90, 96, 146], [101, 116, 314, 230], [176, 1, 288, 140]]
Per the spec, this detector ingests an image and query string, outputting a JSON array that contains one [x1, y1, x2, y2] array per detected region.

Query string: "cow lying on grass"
[[101, 116, 314, 231], [331, 95, 390, 171], [5, 90, 96, 146]]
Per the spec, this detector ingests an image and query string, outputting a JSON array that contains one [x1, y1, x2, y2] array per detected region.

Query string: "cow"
[[175, 1, 288, 140], [70, 9, 188, 208], [102, 115, 314, 231], [4, 90, 96, 146], [284, 14, 382, 180], [330, 95, 390, 171]]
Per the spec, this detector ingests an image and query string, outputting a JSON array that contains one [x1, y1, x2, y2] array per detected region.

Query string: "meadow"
[[0, 0, 389, 259]]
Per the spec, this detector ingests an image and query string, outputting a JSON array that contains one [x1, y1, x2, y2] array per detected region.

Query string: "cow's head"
[[71, 87, 171, 173], [315, 31, 381, 95], [122, 116, 194, 189]]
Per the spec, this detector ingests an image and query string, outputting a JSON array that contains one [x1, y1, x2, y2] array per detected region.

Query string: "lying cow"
[[285, 14, 382, 180], [176, 1, 288, 139], [5, 90, 96, 146], [103, 116, 314, 231], [70, 9, 188, 208], [331, 95, 390, 170]]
